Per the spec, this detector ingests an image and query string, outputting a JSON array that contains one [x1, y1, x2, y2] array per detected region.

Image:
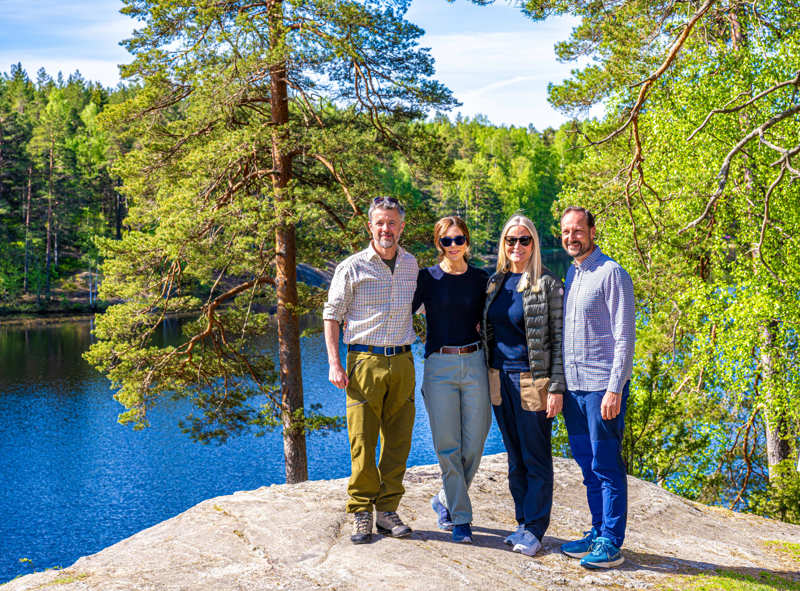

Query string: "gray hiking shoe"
[[350, 511, 373, 544], [376, 511, 412, 537]]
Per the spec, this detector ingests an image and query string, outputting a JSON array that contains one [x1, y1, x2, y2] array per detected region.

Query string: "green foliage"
[[85, 0, 458, 467], [414, 116, 565, 254], [0, 64, 121, 302], [662, 569, 800, 591], [540, 0, 800, 521], [748, 461, 800, 525]]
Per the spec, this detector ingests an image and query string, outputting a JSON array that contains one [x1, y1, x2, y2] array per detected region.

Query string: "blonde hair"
[[433, 216, 471, 262], [495, 214, 542, 292]]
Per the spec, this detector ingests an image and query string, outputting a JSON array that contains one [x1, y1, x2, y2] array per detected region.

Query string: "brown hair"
[[433, 216, 471, 262]]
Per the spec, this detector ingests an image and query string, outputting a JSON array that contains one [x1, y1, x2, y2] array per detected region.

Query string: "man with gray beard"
[[323, 196, 418, 544]]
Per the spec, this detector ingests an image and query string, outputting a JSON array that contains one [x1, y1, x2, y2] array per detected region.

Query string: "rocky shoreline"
[[3, 453, 799, 590]]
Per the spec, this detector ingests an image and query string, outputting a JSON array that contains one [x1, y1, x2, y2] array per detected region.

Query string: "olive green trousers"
[[345, 350, 415, 514]]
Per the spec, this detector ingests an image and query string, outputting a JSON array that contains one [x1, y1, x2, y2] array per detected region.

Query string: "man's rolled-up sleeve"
[[323, 263, 352, 324]]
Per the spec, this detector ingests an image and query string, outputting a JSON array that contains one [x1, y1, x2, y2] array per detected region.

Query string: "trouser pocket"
[[519, 373, 550, 412], [488, 368, 501, 406]]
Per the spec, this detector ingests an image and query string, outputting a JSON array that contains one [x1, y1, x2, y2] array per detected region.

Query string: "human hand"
[[546, 393, 563, 418], [329, 362, 348, 389], [600, 391, 622, 420]]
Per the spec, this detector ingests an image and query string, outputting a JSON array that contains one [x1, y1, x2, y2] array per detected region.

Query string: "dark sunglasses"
[[373, 196, 399, 205], [439, 235, 467, 247], [504, 235, 533, 246]]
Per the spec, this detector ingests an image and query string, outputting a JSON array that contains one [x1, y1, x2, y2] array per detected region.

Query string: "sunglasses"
[[373, 196, 399, 205], [504, 235, 533, 247], [439, 235, 467, 247]]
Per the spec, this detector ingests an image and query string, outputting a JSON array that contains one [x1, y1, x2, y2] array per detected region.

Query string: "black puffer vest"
[[481, 267, 565, 393]]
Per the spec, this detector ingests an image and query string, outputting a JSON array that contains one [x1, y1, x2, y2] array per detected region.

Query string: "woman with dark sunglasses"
[[412, 216, 490, 544], [481, 214, 565, 557]]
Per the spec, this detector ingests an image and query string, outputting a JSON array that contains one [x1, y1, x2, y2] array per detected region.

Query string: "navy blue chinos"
[[562, 381, 629, 547], [492, 370, 554, 540]]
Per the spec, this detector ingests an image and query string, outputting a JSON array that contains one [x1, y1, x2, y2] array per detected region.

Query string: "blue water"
[[0, 320, 505, 583]]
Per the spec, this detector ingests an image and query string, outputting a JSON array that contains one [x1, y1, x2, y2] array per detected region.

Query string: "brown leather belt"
[[439, 343, 481, 355]]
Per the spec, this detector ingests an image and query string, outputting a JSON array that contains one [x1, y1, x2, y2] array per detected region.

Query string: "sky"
[[0, 0, 582, 129]]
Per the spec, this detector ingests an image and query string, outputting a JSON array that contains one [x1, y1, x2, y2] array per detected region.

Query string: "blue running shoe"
[[560, 527, 598, 558], [580, 537, 624, 569], [431, 494, 454, 531], [452, 523, 473, 543]]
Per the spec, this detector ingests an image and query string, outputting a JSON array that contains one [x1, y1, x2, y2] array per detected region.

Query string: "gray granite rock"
[[3, 454, 799, 590]]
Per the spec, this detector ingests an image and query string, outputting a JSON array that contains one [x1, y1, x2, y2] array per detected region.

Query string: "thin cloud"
[[462, 76, 541, 100]]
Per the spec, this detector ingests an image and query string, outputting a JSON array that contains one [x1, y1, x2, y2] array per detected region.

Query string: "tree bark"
[[45, 136, 54, 297], [24, 166, 32, 294], [269, 0, 308, 484], [760, 321, 791, 480]]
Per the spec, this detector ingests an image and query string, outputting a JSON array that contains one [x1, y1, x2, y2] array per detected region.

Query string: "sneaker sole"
[[376, 526, 412, 538], [561, 549, 591, 558], [512, 543, 542, 557], [581, 555, 625, 569]]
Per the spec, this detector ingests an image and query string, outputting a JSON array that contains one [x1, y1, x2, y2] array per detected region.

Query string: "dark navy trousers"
[[492, 370, 553, 540], [563, 382, 629, 548]]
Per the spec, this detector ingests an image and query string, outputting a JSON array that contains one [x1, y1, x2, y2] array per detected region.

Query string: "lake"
[[0, 318, 506, 583]]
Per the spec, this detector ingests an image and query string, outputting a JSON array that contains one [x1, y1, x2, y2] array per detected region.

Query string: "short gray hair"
[[368, 196, 405, 221]]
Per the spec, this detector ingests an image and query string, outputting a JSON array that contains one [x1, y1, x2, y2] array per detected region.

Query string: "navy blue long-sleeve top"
[[412, 263, 490, 358]]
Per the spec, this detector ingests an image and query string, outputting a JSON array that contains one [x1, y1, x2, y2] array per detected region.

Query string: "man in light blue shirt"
[[558, 207, 635, 569]]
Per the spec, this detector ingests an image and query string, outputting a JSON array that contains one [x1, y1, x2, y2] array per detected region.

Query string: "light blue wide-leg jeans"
[[422, 349, 491, 525]]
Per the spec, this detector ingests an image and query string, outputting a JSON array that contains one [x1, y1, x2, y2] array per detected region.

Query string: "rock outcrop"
[[4, 454, 799, 590]]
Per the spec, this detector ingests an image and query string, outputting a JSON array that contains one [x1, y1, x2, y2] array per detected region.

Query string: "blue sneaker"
[[431, 494, 454, 531], [560, 527, 598, 558], [452, 523, 473, 543], [580, 536, 624, 569]]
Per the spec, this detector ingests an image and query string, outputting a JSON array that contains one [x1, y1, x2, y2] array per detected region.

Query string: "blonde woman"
[[412, 216, 490, 544], [481, 214, 565, 556]]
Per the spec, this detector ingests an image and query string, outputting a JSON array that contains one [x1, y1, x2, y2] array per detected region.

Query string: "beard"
[[566, 240, 592, 258], [377, 235, 396, 248]]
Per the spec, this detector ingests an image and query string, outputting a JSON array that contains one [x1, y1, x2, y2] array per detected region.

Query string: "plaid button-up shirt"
[[563, 246, 635, 393], [323, 243, 418, 346]]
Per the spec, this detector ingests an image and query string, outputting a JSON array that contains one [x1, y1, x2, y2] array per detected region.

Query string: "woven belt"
[[438, 343, 481, 355], [347, 344, 412, 356]]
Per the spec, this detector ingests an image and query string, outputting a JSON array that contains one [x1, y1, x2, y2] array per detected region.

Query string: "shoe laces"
[[589, 537, 612, 554], [353, 512, 371, 533], [382, 511, 403, 526]]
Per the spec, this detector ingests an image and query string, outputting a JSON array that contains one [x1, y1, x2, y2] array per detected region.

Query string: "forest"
[[1, 0, 798, 525]]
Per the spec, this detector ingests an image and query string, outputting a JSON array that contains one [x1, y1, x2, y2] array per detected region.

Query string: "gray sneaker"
[[512, 530, 542, 556], [350, 511, 372, 544], [504, 523, 526, 546], [376, 511, 412, 537]]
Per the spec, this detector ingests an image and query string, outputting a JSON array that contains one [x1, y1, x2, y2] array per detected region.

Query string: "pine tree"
[[85, 0, 456, 483]]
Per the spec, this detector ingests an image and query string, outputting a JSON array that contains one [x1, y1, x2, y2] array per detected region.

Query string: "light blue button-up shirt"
[[563, 246, 635, 393]]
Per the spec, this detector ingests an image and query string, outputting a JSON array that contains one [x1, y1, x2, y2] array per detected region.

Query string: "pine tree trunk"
[[760, 321, 791, 480], [24, 166, 32, 294], [45, 137, 54, 298], [270, 0, 308, 484]]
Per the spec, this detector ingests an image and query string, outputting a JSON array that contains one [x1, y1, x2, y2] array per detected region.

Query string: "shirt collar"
[[367, 242, 404, 260], [573, 245, 603, 270]]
